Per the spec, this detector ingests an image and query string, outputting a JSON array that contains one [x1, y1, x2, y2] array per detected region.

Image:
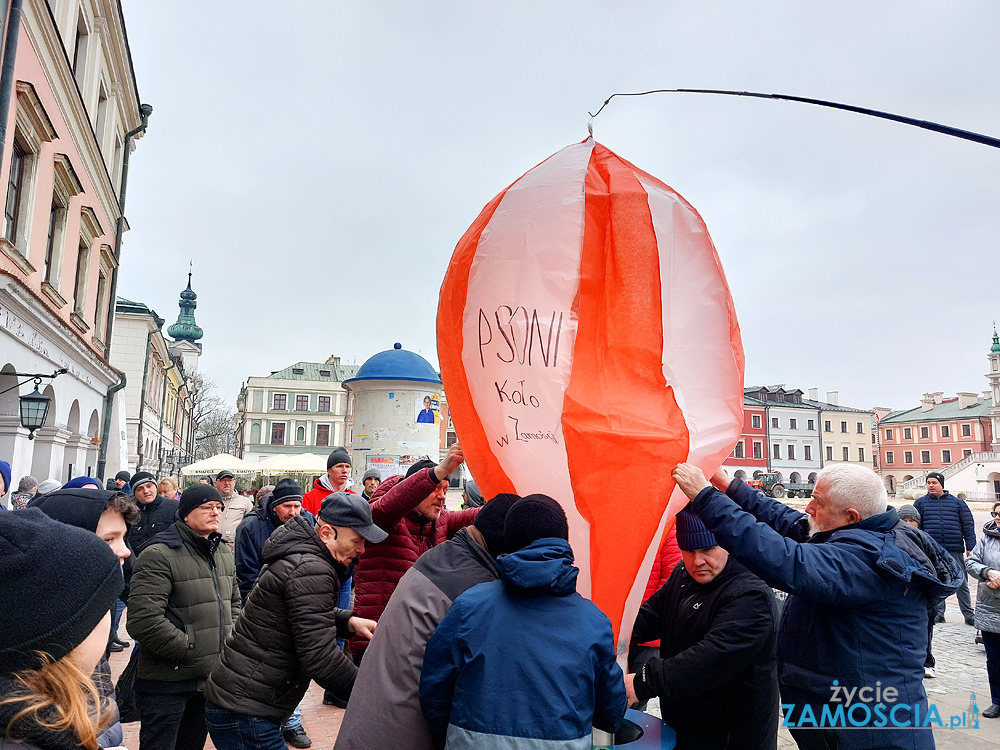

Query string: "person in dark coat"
[[29, 488, 140, 749], [235, 479, 315, 602], [128, 485, 241, 750], [672, 462, 962, 750], [204, 492, 385, 750], [627, 506, 778, 749], [419, 494, 626, 749], [232, 478, 315, 747], [335, 493, 521, 750], [128, 471, 180, 555], [914, 471, 977, 624]]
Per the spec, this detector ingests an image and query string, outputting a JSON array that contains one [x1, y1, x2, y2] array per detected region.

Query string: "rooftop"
[[345, 343, 441, 385], [880, 396, 994, 424], [261, 360, 360, 382]]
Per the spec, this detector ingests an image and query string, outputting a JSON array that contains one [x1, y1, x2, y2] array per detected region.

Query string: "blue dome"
[[345, 343, 442, 385]]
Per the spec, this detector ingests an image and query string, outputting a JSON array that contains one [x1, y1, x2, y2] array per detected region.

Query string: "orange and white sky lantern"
[[437, 137, 744, 657]]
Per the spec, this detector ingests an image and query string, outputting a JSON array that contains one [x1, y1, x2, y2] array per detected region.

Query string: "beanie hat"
[[675, 506, 718, 551], [504, 494, 569, 553], [178, 484, 223, 520], [36, 479, 61, 495], [406, 458, 437, 479], [114, 470, 132, 483], [362, 468, 382, 483], [926, 472, 945, 489], [0, 461, 12, 495], [31, 488, 119, 533], [0, 509, 123, 674], [473, 493, 521, 556], [897, 504, 921, 523], [17, 475, 37, 493], [61, 476, 102, 490], [318, 492, 388, 543], [271, 478, 303, 506], [130, 471, 157, 492], [326, 447, 351, 469]]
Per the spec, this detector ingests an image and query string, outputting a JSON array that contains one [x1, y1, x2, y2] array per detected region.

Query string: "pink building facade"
[[0, 0, 144, 490]]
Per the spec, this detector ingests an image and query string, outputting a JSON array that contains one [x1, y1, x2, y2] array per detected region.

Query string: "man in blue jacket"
[[914, 471, 977, 625], [419, 494, 626, 749], [672, 462, 962, 750]]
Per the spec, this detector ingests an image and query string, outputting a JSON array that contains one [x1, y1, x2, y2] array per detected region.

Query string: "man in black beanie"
[[915, 471, 977, 625], [302, 446, 355, 516], [128, 483, 241, 750], [337, 493, 521, 750], [420, 493, 626, 748], [129, 470, 180, 556], [625, 506, 779, 749], [115, 470, 132, 492]]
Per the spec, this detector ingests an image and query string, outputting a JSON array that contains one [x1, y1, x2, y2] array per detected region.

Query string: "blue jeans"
[[111, 598, 126, 638], [279, 704, 301, 731], [205, 702, 286, 750], [337, 574, 352, 650], [983, 630, 1000, 706]]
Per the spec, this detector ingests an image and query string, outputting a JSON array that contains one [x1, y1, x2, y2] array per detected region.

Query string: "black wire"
[[588, 88, 1000, 149]]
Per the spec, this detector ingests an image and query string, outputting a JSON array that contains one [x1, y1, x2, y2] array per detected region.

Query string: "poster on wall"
[[366, 454, 401, 479], [415, 392, 442, 424]]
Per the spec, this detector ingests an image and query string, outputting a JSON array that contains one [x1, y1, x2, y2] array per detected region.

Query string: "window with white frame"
[[856, 422, 864, 434], [962, 423, 972, 437], [942, 449, 951, 463], [858, 447, 865, 462], [787, 445, 795, 460], [904, 451, 913, 464], [734, 441, 744, 459], [807, 419, 815, 430], [41, 155, 84, 304], [886, 451, 894, 464], [903, 428, 912, 440], [772, 443, 780, 459], [920, 426, 929, 439], [2, 82, 57, 268], [964, 449, 972, 458], [789, 418, 797, 430], [753, 441, 762, 459], [824, 421, 832, 432], [771, 417, 779, 429], [840, 421, 848, 433], [842, 446, 850, 461], [885, 428, 893, 441], [92, 245, 114, 344], [804, 444, 812, 461], [72, 9, 90, 87], [920, 451, 931, 464], [71, 207, 103, 330], [826, 445, 833, 461], [752, 414, 762, 429], [940, 425, 950, 438]]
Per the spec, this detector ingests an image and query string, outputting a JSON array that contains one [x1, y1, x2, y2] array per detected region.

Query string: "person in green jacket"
[[128, 484, 241, 750]]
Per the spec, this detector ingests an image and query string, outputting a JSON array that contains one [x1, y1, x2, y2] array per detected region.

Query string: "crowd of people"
[[2, 449, 1000, 750]]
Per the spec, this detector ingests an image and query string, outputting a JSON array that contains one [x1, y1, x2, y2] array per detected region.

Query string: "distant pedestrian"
[[128, 471, 180, 556], [0, 510, 124, 750], [419, 494, 626, 748], [966, 500, 1000, 719], [213, 470, 254, 549], [198, 476, 212, 485], [157, 477, 179, 500], [915, 472, 977, 625], [115, 470, 132, 493], [302, 448, 356, 515], [36, 478, 62, 495], [459, 479, 483, 509], [360, 469, 381, 502], [10, 475, 38, 509], [63, 476, 102, 490]]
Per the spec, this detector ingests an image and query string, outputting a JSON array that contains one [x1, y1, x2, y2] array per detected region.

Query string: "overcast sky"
[[117, 1, 1000, 414]]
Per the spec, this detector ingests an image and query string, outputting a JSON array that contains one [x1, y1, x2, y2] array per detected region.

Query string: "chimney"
[[920, 393, 934, 412], [985, 390, 993, 401], [826, 391, 839, 405], [808, 388, 819, 400], [957, 392, 978, 409], [933, 391, 944, 405]]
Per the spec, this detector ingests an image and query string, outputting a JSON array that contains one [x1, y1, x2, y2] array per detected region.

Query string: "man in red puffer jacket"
[[350, 443, 476, 661]]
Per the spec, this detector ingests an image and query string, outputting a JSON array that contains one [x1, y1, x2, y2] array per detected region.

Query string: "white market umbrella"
[[256, 453, 328, 474], [180, 453, 260, 476]]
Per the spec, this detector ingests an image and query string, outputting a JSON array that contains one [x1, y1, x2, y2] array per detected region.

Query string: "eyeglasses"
[[197, 503, 224, 514], [991, 511, 1000, 518]]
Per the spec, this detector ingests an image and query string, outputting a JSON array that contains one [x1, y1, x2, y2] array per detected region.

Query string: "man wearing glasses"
[[129, 484, 242, 750], [214, 469, 254, 549]]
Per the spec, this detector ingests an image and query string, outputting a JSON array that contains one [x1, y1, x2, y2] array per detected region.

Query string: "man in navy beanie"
[[626, 506, 778, 749]]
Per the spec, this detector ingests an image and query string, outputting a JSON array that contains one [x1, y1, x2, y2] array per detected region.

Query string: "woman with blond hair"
[[0, 509, 125, 750], [157, 477, 180, 500]]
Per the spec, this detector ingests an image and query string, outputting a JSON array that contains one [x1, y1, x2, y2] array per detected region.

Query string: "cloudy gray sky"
[[117, 1, 1000, 414]]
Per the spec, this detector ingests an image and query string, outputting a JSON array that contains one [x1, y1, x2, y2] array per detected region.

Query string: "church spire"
[[167, 265, 204, 347]]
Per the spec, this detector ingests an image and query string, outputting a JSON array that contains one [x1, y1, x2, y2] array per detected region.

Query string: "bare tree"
[[190, 374, 237, 458]]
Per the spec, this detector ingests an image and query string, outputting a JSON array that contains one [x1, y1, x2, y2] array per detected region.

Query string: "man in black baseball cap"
[[213, 470, 253, 549]]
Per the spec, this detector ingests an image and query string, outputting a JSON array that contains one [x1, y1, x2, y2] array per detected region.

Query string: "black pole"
[[589, 88, 1000, 150], [0, 0, 24, 166]]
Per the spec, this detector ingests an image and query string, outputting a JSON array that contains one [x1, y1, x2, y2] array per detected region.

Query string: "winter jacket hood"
[[497, 537, 579, 596]]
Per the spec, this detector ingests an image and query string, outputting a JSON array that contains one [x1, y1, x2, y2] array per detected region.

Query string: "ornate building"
[[0, 0, 147, 487]]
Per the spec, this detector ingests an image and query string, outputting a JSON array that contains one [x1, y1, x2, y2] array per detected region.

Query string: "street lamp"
[[19, 382, 50, 440], [0, 369, 66, 440]]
